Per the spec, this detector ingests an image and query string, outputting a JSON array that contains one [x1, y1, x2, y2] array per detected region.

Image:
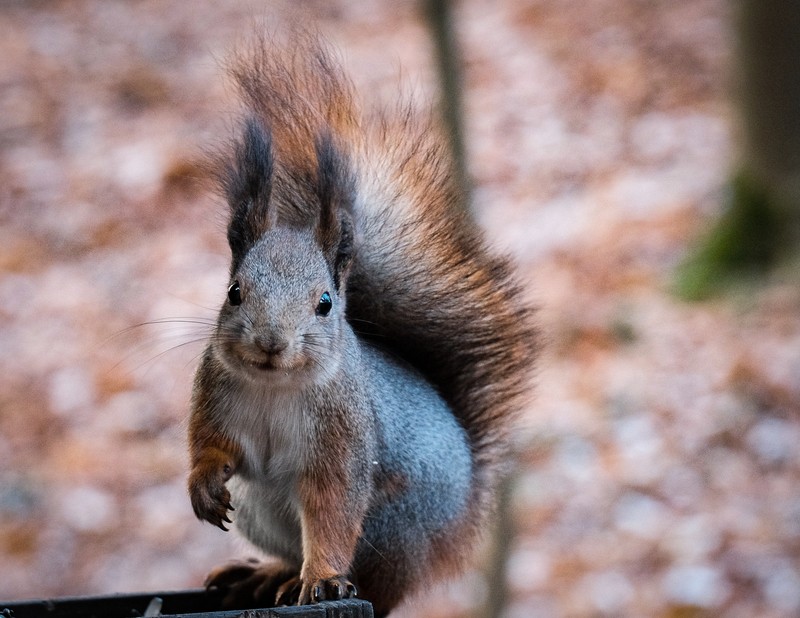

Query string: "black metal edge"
[[0, 589, 222, 618], [231, 601, 373, 618], [0, 591, 373, 618]]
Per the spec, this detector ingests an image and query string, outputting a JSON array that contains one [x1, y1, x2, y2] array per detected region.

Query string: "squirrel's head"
[[212, 117, 355, 387]]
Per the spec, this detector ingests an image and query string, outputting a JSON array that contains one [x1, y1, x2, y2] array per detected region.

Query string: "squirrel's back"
[[223, 32, 537, 580]]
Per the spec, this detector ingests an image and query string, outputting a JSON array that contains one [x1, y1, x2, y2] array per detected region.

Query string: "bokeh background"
[[2, 1, 799, 616]]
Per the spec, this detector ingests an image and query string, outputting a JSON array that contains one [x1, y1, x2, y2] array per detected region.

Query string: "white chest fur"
[[219, 381, 310, 561]]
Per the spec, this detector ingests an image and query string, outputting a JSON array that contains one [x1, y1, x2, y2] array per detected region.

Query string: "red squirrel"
[[187, 33, 536, 617]]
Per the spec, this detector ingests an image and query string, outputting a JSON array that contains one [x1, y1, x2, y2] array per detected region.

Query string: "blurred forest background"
[[1, 1, 799, 617]]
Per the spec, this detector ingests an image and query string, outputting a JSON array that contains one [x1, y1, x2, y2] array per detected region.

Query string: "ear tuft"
[[223, 116, 275, 271], [314, 131, 355, 290]]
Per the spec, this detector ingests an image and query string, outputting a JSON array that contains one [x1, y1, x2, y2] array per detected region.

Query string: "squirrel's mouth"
[[242, 352, 302, 373], [245, 358, 276, 371]]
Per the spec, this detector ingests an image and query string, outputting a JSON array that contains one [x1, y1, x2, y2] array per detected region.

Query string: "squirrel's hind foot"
[[204, 558, 297, 609]]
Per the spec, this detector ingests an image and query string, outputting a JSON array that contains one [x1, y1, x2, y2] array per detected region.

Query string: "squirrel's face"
[[213, 228, 347, 387]]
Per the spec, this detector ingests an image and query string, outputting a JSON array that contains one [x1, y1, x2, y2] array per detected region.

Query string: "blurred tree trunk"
[[677, 0, 800, 299], [739, 1, 800, 202], [423, 0, 472, 214]]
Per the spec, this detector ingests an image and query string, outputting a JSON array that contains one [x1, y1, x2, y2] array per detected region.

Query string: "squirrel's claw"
[[299, 575, 357, 605], [216, 512, 233, 531], [188, 462, 235, 531]]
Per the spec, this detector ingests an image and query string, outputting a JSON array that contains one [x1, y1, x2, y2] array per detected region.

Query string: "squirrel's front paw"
[[188, 460, 235, 531], [298, 575, 357, 605]]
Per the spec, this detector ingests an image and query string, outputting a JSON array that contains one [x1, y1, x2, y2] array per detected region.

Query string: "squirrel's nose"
[[254, 336, 288, 357]]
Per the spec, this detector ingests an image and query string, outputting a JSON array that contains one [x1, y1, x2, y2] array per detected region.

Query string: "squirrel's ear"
[[315, 130, 355, 291], [224, 116, 276, 269]]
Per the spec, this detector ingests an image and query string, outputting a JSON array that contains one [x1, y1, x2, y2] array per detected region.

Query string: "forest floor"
[[1, 1, 799, 617]]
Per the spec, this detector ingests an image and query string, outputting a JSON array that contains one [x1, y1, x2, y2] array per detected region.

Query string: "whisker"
[[104, 317, 216, 345], [347, 317, 381, 328], [239, 308, 258, 331], [352, 329, 388, 339], [183, 348, 211, 371], [102, 315, 217, 376], [137, 318, 217, 327], [358, 536, 390, 566], [121, 338, 211, 376]]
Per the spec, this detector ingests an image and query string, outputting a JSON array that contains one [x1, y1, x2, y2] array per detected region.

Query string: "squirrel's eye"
[[316, 291, 332, 316], [227, 281, 242, 306]]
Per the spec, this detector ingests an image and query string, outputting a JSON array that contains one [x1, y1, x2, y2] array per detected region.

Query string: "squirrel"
[[187, 33, 536, 617]]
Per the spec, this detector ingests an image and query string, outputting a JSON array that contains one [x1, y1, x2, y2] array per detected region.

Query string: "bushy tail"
[[225, 32, 537, 572], [350, 108, 537, 562]]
